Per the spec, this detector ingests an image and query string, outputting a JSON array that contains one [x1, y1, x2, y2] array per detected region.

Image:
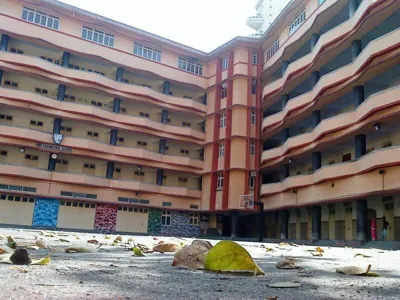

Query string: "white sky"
[[58, 0, 257, 53]]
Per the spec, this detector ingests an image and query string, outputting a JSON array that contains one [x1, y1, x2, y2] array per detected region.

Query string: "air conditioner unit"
[[250, 171, 257, 177]]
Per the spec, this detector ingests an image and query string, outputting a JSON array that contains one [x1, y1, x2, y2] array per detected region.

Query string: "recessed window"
[[60, 126, 72, 132], [221, 57, 228, 70], [0, 151, 7, 156], [87, 131, 99, 137], [133, 43, 162, 62], [56, 159, 68, 165], [219, 143, 225, 158], [22, 7, 59, 30], [221, 84, 227, 99], [289, 10, 306, 36], [117, 137, 124, 142], [252, 51, 258, 65], [25, 154, 39, 161], [248, 172, 256, 189], [251, 79, 257, 95], [250, 140, 256, 155], [189, 213, 199, 225], [82, 26, 114, 47], [137, 141, 148, 146], [139, 112, 150, 118], [161, 210, 171, 226], [182, 122, 191, 127], [115, 168, 121, 173], [10, 48, 24, 54], [35, 88, 48, 95], [4, 80, 18, 88], [251, 110, 256, 125], [220, 113, 226, 128], [265, 39, 280, 61], [30, 120, 43, 127], [178, 177, 188, 183], [83, 163, 96, 169], [91, 101, 103, 107], [0, 114, 13, 121], [134, 171, 145, 176], [180, 149, 189, 155], [178, 58, 203, 76], [217, 173, 224, 189]]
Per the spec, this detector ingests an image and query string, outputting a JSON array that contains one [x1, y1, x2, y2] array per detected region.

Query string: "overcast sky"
[[58, 0, 257, 52]]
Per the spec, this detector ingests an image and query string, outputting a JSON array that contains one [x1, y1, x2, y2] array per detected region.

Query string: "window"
[[217, 173, 224, 189], [180, 149, 189, 155], [134, 171, 145, 176], [161, 210, 171, 226], [178, 58, 203, 75], [22, 7, 59, 30], [189, 213, 199, 225], [4, 80, 18, 88], [221, 58, 228, 70], [219, 143, 225, 158], [221, 84, 227, 99], [0, 114, 13, 121], [265, 39, 280, 60], [0, 151, 7, 156], [35, 88, 48, 95], [220, 113, 226, 128], [178, 177, 188, 183], [30, 120, 43, 127], [87, 131, 99, 137], [56, 159, 68, 165], [60, 126, 72, 132], [139, 112, 150, 118], [83, 163, 96, 169], [10, 48, 24, 54], [182, 122, 191, 127], [137, 141, 148, 146], [250, 140, 256, 155], [248, 172, 255, 189], [252, 51, 258, 65], [162, 202, 172, 207], [40, 56, 54, 63], [82, 26, 114, 47], [25, 154, 39, 161], [64, 94, 76, 101], [289, 10, 306, 36], [342, 153, 352, 162], [190, 204, 199, 209], [251, 79, 257, 95], [114, 168, 121, 173], [251, 110, 256, 125], [133, 43, 162, 62], [117, 137, 124, 142]]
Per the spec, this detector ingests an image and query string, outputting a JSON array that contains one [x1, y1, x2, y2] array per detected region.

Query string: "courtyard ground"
[[0, 228, 399, 300]]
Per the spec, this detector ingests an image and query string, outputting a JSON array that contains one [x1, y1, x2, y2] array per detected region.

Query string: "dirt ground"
[[0, 228, 399, 300]]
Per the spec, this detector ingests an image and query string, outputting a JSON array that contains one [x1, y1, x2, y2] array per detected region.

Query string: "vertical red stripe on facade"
[[222, 51, 234, 210], [244, 49, 253, 196], [254, 49, 263, 204], [209, 58, 222, 211]]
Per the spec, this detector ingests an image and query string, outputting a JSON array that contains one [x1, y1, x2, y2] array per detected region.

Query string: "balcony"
[[247, 15, 264, 31]]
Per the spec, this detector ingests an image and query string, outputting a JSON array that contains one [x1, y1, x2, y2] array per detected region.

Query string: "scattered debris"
[[6, 236, 16, 249], [276, 258, 299, 269], [268, 281, 301, 288], [36, 238, 48, 249], [132, 247, 145, 257], [336, 264, 380, 277], [171, 240, 211, 270], [10, 249, 32, 265], [354, 253, 372, 258], [153, 243, 181, 253], [65, 244, 99, 253], [87, 239, 99, 244], [204, 240, 264, 276], [58, 239, 70, 243], [311, 252, 323, 257]]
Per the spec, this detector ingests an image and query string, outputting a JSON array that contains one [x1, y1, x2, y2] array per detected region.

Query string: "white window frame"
[[82, 26, 114, 47], [221, 57, 228, 70], [133, 43, 162, 62], [22, 7, 59, 30], [289, 10, 306, 36], [250, 140, 256, 155], [189, 213, 199, 225], [221, 84, 227, 99], [251, 110, 256, 125], [252, 51, 258, 65], [178, 58, 203, 75], [220, 113, 226, 128], [161, 210, 171, 226], [217, 173, 224, 189], [219, 143, 225, 158], [265, 39, 280, 61]]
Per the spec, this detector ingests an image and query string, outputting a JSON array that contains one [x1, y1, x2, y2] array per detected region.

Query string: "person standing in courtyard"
[[381, 216, 390, 241]]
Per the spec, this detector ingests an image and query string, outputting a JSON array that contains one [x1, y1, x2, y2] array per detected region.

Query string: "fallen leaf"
[[204, 241, 264, 276], [172, 244, 209, 270], [115, 236, 123, 242], [311, 252, 323, 257], [153, 243, 181, 253], [87, 239, 99, 244], [279, 242, 289, 247], [59, 239, 70, 243], [7, 236, 16, 249], [0, 245, 15, 254], [65, 244, 98, 253], [336, 264, 379, 277], [266, 248, 276, 252], [104, 235, 112, 239], [153, 237, 158, 240], [315, 246, 324, 253], [31, 256, 51, 265], [276, 258, 299, 269], [112, 242, 119, 246], [354, 253, 372, 258], [268, 282, 301, 288], [132, 247, 145, 257]]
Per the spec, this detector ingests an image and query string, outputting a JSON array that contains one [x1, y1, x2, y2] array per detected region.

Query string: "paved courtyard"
[[0, 228, 399, 300]]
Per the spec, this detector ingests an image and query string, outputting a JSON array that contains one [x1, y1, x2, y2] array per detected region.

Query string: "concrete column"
[[351, 40, 362, 61], [231, 212, 238, 238], [353, 85, 365, 107], [116, 67, 124, 82], [159, 139, 166, 154], [282, 60, 290, 76], [355, 134, 366, 159], [48, 154, 56, 171], [156, 169, 164, 185], [161, 110, 169, 124], [281, 94, 290, 110], [61, 52, 70, 67], [163, 81, 170, 95], [0, 69, 3, 84], [349, 0, 359, 18], [282, 164, 290, 180], [106, 162, 114, 179], [311, 71, 320, 89], [312, 110, 321, 128], [312, 152, 322, 172], [311, 206, 321, 240], [110, 129, 118, 146], [356, 199, 367, 241], [53, 118, 62, 135], [282, 128, 290, 143], [279, 210, 289, 240], [113, 98, 121, 113], [57, 85, 66, 101], [311, 33, 320, 50], [0, 34, 10, 51]]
